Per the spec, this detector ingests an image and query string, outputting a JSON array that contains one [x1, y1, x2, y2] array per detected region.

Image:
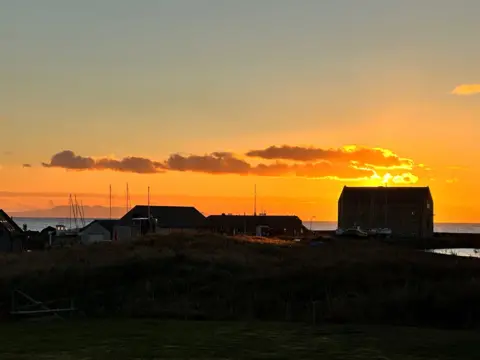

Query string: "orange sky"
[[2, 1, 480, 223], [1, 141, 479, 222]]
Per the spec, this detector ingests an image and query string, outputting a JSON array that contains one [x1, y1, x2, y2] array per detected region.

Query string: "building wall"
[[0, 230, 23, 252], [339, 196, 432, 238], [0, 231, 11, 252], [113, 225, 133, 241], [80, 222, 111, 244]]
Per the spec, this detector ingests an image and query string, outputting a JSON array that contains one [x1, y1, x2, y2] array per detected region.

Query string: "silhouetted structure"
[[119, 205, 207, 235], [0, 209, 23, 252], [80, 219, 118, 243], [338, 186, 434, 238], [207, 214, 308, 237]]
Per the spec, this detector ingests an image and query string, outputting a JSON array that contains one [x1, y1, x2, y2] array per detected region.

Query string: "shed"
[[338, 186, 434, 238], [119, 205, 207, 235], [207, 214, 308, 237], [80, 219, 117, 244]]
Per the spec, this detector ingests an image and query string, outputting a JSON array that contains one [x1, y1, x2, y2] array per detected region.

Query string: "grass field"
[[0, 319, 477, 359], [2, 233, 480, 328]]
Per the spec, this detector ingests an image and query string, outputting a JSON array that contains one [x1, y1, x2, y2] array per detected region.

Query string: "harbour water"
[[429, 248, 480, 258], [11, 217, 480, 234]]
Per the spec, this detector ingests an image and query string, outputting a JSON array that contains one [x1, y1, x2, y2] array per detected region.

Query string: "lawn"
[[0, 319, 477, 359]]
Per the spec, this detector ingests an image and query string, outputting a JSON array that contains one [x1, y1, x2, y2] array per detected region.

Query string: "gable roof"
[[339, 186, 432, 203], [0, 209, 23, 233], [207, 214, 305, 229], [120, 205, 207, 228], [81, 219, 118, 234]]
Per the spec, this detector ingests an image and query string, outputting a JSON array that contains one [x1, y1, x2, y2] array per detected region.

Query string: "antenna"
[[109, 185, 112, 219], [254, 184, 257, 216]]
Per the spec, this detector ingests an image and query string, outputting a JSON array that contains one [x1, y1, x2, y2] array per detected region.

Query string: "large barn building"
[[338, 186, 434, 238]]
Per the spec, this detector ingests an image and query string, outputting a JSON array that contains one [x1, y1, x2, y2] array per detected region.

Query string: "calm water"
[[308, 221, 480, 234], [430, 248, 480, 258], [11, 217, 480, 234]]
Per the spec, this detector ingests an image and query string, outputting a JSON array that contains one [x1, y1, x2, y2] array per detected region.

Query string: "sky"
[[1, 0, 479, 222]]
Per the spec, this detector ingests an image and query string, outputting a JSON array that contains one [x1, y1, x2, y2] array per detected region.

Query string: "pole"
[[109, 185, 112, 220], [254, 184, 257, 216], [148, 186, 151, 218]]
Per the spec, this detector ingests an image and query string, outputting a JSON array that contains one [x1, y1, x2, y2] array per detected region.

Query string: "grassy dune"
[[1, 233, 480, 328]]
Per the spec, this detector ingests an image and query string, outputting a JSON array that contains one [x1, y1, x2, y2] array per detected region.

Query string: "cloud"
[[3, 151, 13, 156], [42, 150, 165, 174], [380, 172, 419, 185], [41, 145, 425, 182], [165, 152, 375, 180], [42, 150, 95, 170], [451, 84, 480, 96], [22, 163, 32, 168], [166, 152, 251, 175], [246, 145, 413, 169]]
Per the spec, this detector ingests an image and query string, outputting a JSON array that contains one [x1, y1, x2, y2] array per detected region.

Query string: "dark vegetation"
[[1, 233, 480, 329], [0, 319, 478, 359]]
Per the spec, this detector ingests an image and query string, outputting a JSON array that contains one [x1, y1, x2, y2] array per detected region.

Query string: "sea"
[[11, 217, 480, 234]]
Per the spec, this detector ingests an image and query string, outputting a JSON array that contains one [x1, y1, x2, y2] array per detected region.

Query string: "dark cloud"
[[246, 145, 413, 169], [42, 150, 95, 170], [166, 153, 374, 179], [96, 157, 166, 174], [166, 152, 251, 175], [42, 150, 165, 174], [22, 163, 32, 168], [41, 144, 424, 182]]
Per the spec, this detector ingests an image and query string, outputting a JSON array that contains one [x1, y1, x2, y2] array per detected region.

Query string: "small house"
[[0, 209, 23, 252], [80, 219, 117, 244]]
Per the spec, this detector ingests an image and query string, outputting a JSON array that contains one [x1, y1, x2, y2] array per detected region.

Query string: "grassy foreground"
[[0, 319, 478, 359], [2, 233, 480, 328]]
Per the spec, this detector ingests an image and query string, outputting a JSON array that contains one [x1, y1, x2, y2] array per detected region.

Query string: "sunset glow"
[[1, 1, 479, 223]]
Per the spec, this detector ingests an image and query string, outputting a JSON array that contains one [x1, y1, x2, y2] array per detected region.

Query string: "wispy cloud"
[[41, 144, 425, 183], [451, 84, 480, 96], [22, 163, 32, 168]]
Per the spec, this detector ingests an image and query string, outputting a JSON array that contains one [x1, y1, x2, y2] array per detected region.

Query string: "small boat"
[[336, 226, 368, 238]]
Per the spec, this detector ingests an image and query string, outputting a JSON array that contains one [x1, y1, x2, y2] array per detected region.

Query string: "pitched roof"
[[207, 215, 305, 229], [120, 205, 207, 228], [0, 209, 23, 233], [82, 219, 118, 233], [340, 186, 432, 203]]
